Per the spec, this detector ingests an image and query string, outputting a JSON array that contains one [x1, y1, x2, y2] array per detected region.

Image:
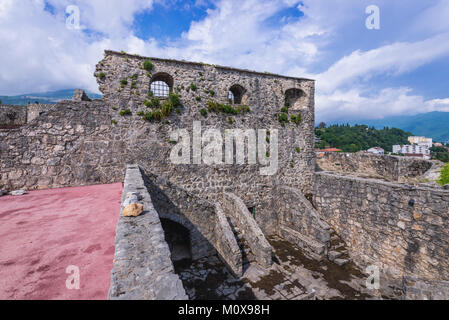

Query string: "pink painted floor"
[[0, 183, 122, 300]]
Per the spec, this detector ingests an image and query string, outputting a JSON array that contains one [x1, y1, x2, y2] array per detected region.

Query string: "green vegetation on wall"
[[142, 92, 182, 122], [437, 164, 449, 186], [204, 100, 250, 116]]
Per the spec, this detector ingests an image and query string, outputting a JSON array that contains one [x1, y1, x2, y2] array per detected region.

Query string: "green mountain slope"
[[332, 112, 449, 143], [315, 124, 412, 152]]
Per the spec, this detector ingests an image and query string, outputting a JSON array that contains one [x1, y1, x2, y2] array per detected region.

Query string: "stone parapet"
[[314, 171, 449, 283], [108, 164, 187, 300]]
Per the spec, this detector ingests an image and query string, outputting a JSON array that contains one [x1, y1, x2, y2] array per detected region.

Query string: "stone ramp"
[[275, 186, 331, 261], [142, 168, 243, 277], [221, 192, 273, 269]]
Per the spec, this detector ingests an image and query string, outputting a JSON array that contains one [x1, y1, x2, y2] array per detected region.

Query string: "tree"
[[314, 124, 412, 152], [318, 122, 326, 129]]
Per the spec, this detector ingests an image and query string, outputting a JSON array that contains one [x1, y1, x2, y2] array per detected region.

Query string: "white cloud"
[[317, 32, 449, 93], [1, 0, 449, 124]]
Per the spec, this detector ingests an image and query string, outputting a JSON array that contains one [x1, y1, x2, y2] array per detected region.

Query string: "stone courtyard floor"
[[0, 183, 122, 299], [176, 236, 376, 300]]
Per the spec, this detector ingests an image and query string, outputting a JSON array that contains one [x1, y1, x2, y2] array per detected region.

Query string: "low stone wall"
[[314, 172, 449, 282], [0, 100, 124, 191], [403, 276, 449, 300], [27, 104, 54, 122], [142, 169, 242, 275], [316, 152, 433, 182], [221, 192, 273, 268], [275, 186, 331, 260], [0, 104, 27, 128], [108, 164, 187, 300]]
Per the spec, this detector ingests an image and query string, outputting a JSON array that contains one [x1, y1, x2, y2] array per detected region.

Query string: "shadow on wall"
[[142, 172, 215, 261], [141, 169, 257, 300]]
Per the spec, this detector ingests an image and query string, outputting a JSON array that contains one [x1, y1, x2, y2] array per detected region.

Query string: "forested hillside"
[[315, 124, 412, 152]]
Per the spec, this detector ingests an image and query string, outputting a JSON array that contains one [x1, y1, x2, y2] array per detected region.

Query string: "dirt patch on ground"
[[269, 237, 371, 300]]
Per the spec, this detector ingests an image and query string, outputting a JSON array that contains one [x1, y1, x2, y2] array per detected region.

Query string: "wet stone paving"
[[174, 236, 380, 300]]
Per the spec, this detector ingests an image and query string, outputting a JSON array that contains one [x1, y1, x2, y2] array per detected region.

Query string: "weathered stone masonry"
[[314, 172, 449, 283], [1, 50, 316, 237], [5, 50, 449, 299], [109, 164, 187, 300]]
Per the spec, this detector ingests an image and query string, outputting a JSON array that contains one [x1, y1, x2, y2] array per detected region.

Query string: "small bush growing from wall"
[[131, 81, 137, 89], [291, 114, 301, 125], [190, 83, 197, 91], [438, 164, 449, 186], [207, 100, 251, 115], [111, 120, 117, 125], [119, 109, 132, 116], [120, 79, 128, 87], [161, 101, 173, 117], [131, 73, 138, 80], [196, 96, 201, 102], [98, 72, 106, 80], [200, 108, 208, 117], [296, 147, 301, 153], [278, 112, 289, 125], [137, 111, 144, 116], [141, 93, 182, 122], [144, 97, 160, 108], [169, 93, 181, 107], [143, 59, 153, 72]]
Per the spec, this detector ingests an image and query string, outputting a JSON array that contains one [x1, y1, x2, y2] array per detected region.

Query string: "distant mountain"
[[330, 112, 449, 143], [0, 89, 101, 105]]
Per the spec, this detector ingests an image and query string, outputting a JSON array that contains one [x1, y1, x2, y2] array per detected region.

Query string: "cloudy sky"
[[1, 0, 449, 122]]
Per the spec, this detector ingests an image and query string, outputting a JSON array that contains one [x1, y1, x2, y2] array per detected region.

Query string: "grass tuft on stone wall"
[[438, 164, 449, 186]]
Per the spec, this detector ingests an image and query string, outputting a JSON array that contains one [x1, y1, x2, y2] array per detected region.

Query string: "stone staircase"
[[226, 216, 256, 271], [327, 230, 350, 266]]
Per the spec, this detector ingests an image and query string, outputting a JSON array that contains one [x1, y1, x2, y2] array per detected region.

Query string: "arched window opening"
[[285, 88, 306, 110], [228, 84, 246, 104], [150, 73, 174, 98]]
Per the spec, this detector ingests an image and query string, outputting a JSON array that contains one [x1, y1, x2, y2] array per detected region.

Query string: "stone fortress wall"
[[1, 50, 317, 235], [314, 172, 449, 282], [2, 50, 449, 299], [316, 152, 433, 183], [0, 103, 53, 128]]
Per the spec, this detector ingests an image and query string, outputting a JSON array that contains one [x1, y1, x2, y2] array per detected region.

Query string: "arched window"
[[228, 84, 246, 104], [285, 88, 306, 110], [150, 73, 174, 98]]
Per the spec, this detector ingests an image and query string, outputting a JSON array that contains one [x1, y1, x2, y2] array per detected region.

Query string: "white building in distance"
[[393, 144, 430, 159], [367, 147, 385, 155], [408, 136, 433, 148]]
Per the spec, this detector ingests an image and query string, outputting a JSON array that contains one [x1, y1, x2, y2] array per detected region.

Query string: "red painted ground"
[[0, 183, 122, 300]]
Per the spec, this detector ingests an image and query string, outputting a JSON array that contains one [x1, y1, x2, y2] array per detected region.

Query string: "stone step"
[[328, 250, 342, 261], [334, 258, 349, 266], [330, 234, 340, 242], [332, 243, 345, 250]]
